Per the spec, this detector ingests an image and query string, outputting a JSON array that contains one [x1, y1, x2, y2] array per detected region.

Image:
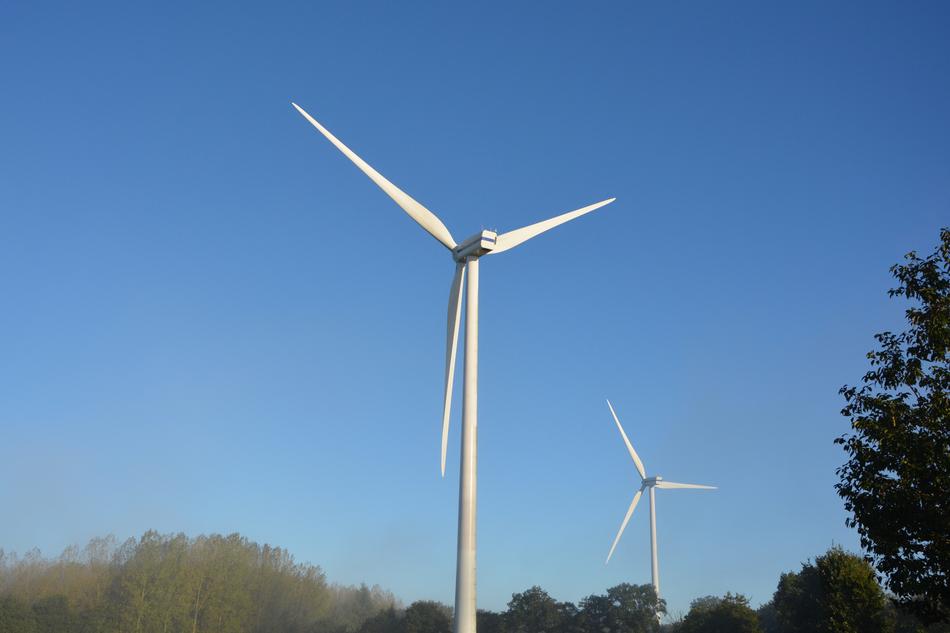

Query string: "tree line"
[[0, 532, 396, 633], [479, 548, 945, 633], [2, 532, 948, 633]]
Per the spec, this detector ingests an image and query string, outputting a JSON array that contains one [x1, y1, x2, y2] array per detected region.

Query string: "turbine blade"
[[441, 263, 465, 477], [292, 103, 457, 250], [607, 399, 647, 480], [490, 198, 615, 255], [605, 486, 644, 564], [655, 481, 717, 490]]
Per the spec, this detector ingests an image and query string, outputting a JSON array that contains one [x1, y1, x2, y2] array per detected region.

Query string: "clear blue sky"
[[1, 0, 948, 618]]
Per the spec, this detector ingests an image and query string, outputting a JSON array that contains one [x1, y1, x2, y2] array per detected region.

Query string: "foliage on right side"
[[836, 227, 950, 623]]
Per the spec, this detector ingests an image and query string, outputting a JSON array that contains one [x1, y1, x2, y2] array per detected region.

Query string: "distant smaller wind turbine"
[[604, 399, 716, 597]]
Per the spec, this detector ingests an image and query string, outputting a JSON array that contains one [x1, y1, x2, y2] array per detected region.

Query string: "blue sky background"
[[1, 0, 948, 618]]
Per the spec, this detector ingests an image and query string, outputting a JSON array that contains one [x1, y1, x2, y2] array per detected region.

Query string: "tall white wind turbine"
[[604, 399, 716, 597], [292, 102, 615, 633]]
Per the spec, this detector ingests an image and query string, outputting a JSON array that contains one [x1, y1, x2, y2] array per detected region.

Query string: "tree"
[[772, 547, 892, 633], [505, 586, 569, 633], [577, 583, 663, 633], [836, 228, 950, 623], [677, 593, 761, 633], [403, 601, 452, 633], [606, 584, 664, 633]]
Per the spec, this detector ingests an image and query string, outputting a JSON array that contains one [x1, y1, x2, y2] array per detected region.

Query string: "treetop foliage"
[[771, 547, 891, 633], [675, 592, 761, 633]]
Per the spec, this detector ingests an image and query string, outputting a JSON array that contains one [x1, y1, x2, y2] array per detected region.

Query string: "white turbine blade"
[[490, 198, 615, 255], [606, 399, 647, 480], [655, 481, 717, 490], [605, 486, 644, 564], [292, 103, 457, 250], [441, 263, 465, 477]]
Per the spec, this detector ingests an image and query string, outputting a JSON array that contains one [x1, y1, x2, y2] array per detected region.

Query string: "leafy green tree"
[[680, 596, 720, 615], [677, 593, 761, 633], [772, 547, 892, 633], [505, 586, 568, 633], [577, 593, 611, 633], [200, 533, 256, 633], [607, 584, 664, 633], [403, 601, 452, 633], [577, 583, 663, 633], [113, 530, 165, 633], [837, 228, 950, 623]]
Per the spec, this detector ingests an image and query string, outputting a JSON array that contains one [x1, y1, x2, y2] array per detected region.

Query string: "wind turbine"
[[604, 399, 716, 598], [292, 102, 615, 633]]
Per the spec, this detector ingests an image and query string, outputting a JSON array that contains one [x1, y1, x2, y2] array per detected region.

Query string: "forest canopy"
[[0, 531, 397, 633]]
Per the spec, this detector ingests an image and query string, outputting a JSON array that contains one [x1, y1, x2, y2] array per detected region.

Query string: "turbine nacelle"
[[643, 475, 663, 486], [452, 230, 497, 261]]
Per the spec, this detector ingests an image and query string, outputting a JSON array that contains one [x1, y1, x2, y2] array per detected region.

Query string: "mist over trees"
[[0, 532, 397, 633]]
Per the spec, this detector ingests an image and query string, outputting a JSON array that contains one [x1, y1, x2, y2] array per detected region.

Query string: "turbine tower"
[[604, 399, 716, 597], [292, 102, 615, 633]]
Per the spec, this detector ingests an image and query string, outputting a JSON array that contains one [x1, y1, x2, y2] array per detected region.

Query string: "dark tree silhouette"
[[403, 601, 452, 633], [837, 228, 950, 623]]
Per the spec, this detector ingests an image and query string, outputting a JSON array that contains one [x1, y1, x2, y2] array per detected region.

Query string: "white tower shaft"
[[649, 485, 659, 596], [454, 256, 479, 633]]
